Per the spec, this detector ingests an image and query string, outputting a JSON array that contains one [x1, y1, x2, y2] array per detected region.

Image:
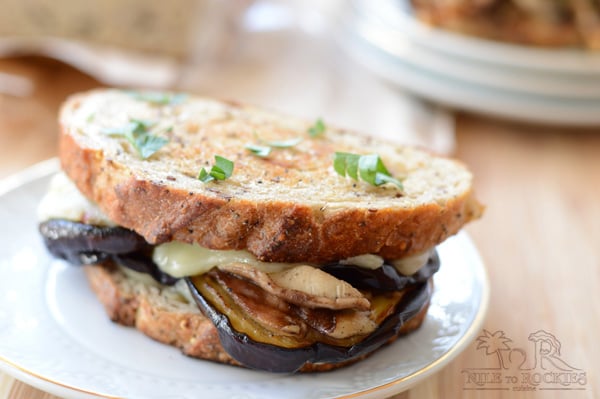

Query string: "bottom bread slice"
[[84, 263, 431, 372]]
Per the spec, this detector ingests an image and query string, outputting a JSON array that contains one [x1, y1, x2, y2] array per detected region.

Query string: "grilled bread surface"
[[59, 89, 481, 263]]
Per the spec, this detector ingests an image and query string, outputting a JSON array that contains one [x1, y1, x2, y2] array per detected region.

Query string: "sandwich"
[[37, 89, 482, 372], [411, 0, 600, 49]]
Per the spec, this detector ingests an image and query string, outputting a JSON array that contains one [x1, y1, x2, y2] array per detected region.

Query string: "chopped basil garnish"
[[135, 134, 169, 159], [102, 119, 168, 160], [127, 91, 188, 105], [245, 136, 302, 158], [308, 118, 326, 137], [245, 144, 272, 158], [333, 152, 403, 189], [198, 155, 234, 183], [267, 137, 303, 148]]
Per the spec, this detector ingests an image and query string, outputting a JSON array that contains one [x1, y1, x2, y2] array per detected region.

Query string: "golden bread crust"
[[59, 89, 482, 263]]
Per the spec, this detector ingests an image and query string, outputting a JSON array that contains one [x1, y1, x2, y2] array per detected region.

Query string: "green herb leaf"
[[245, 136, 302, 158], [357, 154, 384, 186], [245, 144, 272, 157], [346, 153, 360, 180], [198, 168, 212, 182], [334, 152, 353, 177], [135, 134, 169, 159], [130, 118, 155, 130], [374, 173, 404, 187], [198, 155, 234, 183], [215, 155, 234, 177], [308, 118, 326, 137], [333, 152, 403, 189], [265, 137, 303, 148], [127, 91, 188, 105], [102, 119, 168, 159]]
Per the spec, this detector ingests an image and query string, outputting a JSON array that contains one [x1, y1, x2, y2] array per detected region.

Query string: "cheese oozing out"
[[39, 173, 433, 279], [37, 172, 115, 226], [152, 241, 303, 277], [337, 250, 437, 275], [152, 241, 433, 278]]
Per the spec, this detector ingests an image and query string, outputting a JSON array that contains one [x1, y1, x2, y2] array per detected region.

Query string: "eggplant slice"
[[39, 219, 148, 263], [187, 268, 432, 373], [39, 219, 178, 285], [40, 219, 436, 372]]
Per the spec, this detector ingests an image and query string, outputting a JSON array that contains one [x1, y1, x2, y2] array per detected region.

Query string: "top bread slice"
[[59, 89, 482, 263]]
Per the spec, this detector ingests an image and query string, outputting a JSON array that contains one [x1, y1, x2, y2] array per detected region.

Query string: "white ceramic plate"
[[0, 160, 489, 399]]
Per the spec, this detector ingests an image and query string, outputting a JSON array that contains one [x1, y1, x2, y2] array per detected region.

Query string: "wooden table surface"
[[0, 56, 598, 399]]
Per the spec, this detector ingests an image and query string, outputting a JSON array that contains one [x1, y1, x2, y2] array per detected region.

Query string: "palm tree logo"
[[476, 329, 512, 369], [475, 329, 580, 372]]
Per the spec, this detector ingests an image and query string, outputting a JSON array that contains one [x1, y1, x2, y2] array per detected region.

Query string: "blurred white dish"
[[358, 0, 600, 75], [349, 15, 600, 99], [340, 0, 600, 126]]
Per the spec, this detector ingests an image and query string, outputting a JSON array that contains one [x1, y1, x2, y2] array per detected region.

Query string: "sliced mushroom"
[[297, 306, 377, 339], [218, 263, 370, 311], [214, 268, 308, 339]]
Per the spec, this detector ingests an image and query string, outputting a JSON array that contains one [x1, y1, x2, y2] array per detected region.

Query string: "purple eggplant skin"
[[39, 219, 149, 264], [185, 277, 432, 373], [321, 251, 439, 292], [39, 219, 179, 285]]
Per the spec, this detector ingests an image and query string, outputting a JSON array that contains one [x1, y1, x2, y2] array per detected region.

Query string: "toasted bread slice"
[[59, 89, 481, 263], [83, 262, 431, 372]]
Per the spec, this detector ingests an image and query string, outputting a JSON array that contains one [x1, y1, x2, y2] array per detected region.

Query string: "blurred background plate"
[[355, 0, 600, 75], [340, 0, 600, 126], [346, 12, 600, 100]]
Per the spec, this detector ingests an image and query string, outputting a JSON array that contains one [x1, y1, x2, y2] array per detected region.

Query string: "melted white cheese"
[[338, 250, 432, 276], [152, 241, 303, 278], [37, 172, 115, 226], [391, 250, 432, 276], [340, 254, 384, 269], [153, 241, 432, 278]]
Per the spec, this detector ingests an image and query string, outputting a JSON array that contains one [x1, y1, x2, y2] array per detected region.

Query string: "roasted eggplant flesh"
[[187, 268, 431, 372]]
